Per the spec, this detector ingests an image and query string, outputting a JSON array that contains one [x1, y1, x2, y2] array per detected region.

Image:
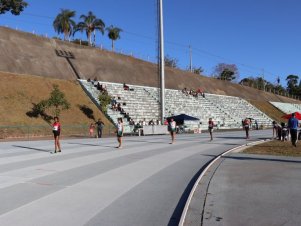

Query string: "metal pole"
[[189, 45, 192, 72], [159, 0, 165, 124]]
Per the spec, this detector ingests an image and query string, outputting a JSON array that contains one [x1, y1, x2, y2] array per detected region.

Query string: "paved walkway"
[[202, 153, 301, 226]]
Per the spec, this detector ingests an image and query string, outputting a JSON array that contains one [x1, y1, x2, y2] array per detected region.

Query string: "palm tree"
[[74, 11, 105, 46], [53, 9, 76, 41], [106, 25, 122, 52]]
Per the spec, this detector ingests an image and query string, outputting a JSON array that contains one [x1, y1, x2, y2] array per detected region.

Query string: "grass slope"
[[0, 72, 113, 138], [249, 100, 285, 123], [244, 140, 301, 157]]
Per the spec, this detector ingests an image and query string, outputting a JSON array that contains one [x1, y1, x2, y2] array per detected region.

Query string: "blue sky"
[[1, 0, 301, 86]]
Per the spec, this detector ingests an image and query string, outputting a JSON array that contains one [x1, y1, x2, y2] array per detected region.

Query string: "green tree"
[[239, 77, 256, 87], [98, 92, 112, 113], [192, 66, 204, 75], [286, 74, 299, 95], [213, 63, 239, 81], [0, 0, 28, 15], [164, 55, 178, 68], [74, 11, 105, 46], [37, 84, 71, 117], [53, 9, 76, 41], [106, 25, 122, 52]]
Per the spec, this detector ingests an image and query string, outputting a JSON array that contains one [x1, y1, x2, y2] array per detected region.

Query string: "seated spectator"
[[142, 118, 147, 126], [87, 78, 91, 82], [96, 82, 102, 90], [281, 122, 288, 141], [156, 120, 161, 125], [117, 103, 122, 111], [123, 83, 129, 91], [120, 108, 126, 115], [111, 97, 117, 109], [125, 113, 130, 120], [182, 88, 188, 95], [129, 119, 135, 126], [149, 119, 155, 126]]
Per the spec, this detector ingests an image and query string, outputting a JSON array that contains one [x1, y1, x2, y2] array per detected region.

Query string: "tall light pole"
[[158, 0, 165, 123], [189, 45, 193, 72]]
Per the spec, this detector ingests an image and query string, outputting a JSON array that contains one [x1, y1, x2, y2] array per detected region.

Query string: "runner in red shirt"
[[52, 116, 61, 153], [208, 118, 214, 141]]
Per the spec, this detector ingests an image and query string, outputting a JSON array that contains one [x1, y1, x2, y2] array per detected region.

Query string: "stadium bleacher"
[[79, 79, 273, 131], [270, 102, 301, 114]]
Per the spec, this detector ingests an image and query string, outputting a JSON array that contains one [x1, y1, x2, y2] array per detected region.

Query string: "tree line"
[[53, 9, 122, 51]]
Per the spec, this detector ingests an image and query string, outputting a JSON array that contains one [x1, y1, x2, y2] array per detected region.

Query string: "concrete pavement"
[[183, 141, 301, 226], [0, 130, 271, 226]]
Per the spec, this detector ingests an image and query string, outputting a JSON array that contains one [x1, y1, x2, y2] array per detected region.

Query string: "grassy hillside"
[[0, 72, 114, 138], [248, 100, 285, 123], [0, 27, 299, 104]]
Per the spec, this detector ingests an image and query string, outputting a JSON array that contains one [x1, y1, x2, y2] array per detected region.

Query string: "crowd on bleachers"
[[80, 79, 274, 133], [182, 87, 205, 98]]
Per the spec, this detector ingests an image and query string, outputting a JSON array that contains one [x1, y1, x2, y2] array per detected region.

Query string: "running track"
[[0, 130, 271, 226]]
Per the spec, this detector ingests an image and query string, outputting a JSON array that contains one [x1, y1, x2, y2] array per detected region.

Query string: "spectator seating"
[[79, 79, 273, 131], [270, 102, 301, 114]]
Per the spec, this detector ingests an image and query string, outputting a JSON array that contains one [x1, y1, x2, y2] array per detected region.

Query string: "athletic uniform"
[[52, 121, 61, 137], [170, 121, 176, 133], [244, 118, 250, 139], [208, 120, 214, 132], [117, 122, 123, 137]]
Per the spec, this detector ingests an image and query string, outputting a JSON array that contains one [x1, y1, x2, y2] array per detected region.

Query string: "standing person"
[[243, 118, 250, 139], [272, 121, 278, 139], [116, 118, 124, 148], [208, 118, 214, 141], [89, 123, 95, 137], [52, 116, 61, 154], [288, 113, 299, 147], [95, 119, 104, 138], [255, 120, 259, 130], [169, 118, 176, 144]]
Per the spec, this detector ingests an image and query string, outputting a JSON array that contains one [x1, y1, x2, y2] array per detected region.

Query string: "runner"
[[208, 118, 214, 141], [243, 117, 250, 139], [51, 116, 61, 154], [116, 118, 124, 148], [169, 118, 176, 144]]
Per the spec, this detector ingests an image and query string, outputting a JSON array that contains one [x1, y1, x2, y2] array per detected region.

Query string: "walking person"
[[95, 119, 104, 138], [243, 118, 250, 139], [288, 113, 299, 147], [89, 123, 95, 137], [51, 116, 61, 154], [169, 118, 176, 144], [116, 118, 124, 148], [208, 118, 214, 141]]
